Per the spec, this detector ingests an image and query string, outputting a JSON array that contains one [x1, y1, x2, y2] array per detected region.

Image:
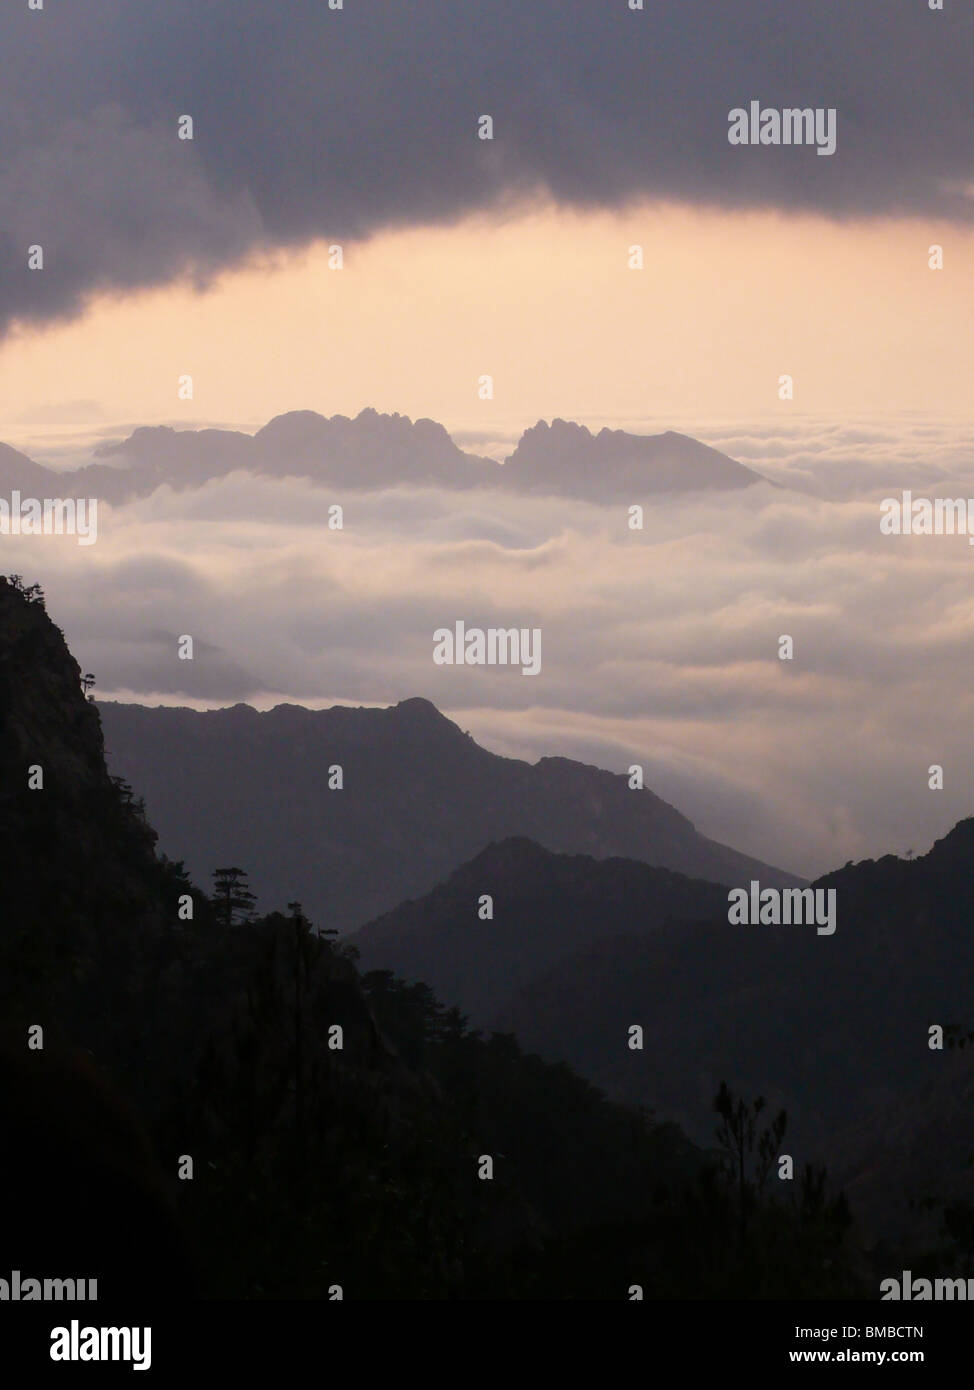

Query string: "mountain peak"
[[254, 406, 460, 451], [94, 424, 176, 456], [252, 406, 488, 487], [503, 419, 766, 499], [392, 695, 452, 723], [924, 817, 974, 864], [100, 691, 800, 933]]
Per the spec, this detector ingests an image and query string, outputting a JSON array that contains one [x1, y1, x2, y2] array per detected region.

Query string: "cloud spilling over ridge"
[[0, 0, 972, 334]]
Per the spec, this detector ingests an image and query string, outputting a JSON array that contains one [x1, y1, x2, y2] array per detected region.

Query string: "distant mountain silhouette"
[[0, 407, 768, 503], [502, 418, 767, 499], [0, 440, 67, 495], [352, 835, 728, 1017], [252, 408, 490, 488], [99, 696, 800, 933]]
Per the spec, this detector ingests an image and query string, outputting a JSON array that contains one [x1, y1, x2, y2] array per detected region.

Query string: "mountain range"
[[353, 826, 974, 1243], [98, 695, 800, 934], [0, 408, 768, 504], [98, 682, 974, 1247], [7, 570, 974, 1290], [1, 572, 868, 1299]]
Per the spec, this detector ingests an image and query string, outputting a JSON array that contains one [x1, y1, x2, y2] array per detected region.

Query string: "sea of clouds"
[[7, 411, 974, 881]]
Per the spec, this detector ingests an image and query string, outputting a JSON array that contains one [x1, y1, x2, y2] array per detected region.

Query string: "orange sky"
[[1, 200, 970, 447]]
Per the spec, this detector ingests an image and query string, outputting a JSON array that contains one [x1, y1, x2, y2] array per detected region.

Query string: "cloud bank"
[[1, 0, 972, 333], [5, 412, 974, 881]]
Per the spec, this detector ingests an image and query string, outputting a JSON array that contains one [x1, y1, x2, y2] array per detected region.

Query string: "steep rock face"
[[0, 576, 400, 1116], [0, 578, 467, 1294], [0, 577, 169, 1037], [0, 574, 110, 793]]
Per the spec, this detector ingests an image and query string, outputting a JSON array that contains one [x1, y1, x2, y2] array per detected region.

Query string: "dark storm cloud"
[[0, 0, 970, 333]]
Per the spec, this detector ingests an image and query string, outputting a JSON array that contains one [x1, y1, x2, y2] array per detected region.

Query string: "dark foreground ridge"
[[354, 821, 974, 1256], [3, 574, 972, 1299]]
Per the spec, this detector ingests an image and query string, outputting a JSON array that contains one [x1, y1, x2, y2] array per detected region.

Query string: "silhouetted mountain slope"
[[9, 573, 865, 1299], [0, 440, 60, 494], [99, 696, 800, 933], [353, 837, 730, 1018], [829, 1040, 974, 1248], [0, 575, 173, 1036], [354, 826, 974, 1206], [0, 407, 768, 503]]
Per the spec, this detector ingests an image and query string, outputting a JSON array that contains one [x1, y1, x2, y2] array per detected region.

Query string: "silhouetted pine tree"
[[211, 867, 257, 929]]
